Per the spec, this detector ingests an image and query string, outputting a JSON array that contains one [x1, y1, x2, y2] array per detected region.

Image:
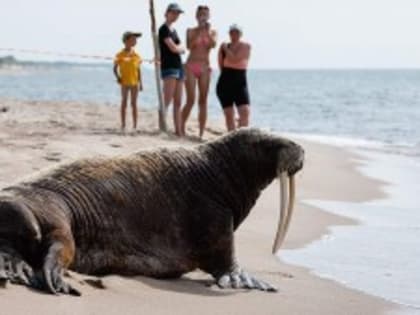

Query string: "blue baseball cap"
[[166, 3, 184, 13]]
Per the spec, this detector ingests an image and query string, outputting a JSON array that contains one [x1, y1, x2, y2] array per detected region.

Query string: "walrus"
[[0, 128, 304, 295]]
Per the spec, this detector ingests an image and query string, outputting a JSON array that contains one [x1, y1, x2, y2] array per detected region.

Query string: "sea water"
[[1, 65, 419, 150], [280, 142, 420, 313], [1, 64, 420, 310]]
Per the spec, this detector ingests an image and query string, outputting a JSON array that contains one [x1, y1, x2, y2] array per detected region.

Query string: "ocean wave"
[[280, 132, 420, 158]]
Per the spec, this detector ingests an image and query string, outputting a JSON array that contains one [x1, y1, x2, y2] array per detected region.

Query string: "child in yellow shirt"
[[114, 31, 143, 131]]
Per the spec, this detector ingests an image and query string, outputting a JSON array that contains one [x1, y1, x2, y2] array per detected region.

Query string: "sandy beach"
[[0, 98, 401, 314]]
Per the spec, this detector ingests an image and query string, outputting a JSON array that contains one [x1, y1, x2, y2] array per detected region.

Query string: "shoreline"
[[0, 98, 402, 314], [283, 145, 420, 312], [278, 139, 420, 312]]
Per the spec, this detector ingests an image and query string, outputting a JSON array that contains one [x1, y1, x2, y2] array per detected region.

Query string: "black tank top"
[[158, 24, 182, 70]]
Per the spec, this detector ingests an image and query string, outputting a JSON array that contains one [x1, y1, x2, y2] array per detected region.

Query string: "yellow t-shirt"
[[114, 49, 142, 86]]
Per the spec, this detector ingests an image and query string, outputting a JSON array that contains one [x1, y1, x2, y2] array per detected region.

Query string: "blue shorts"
[[161, 68, 184, 80]]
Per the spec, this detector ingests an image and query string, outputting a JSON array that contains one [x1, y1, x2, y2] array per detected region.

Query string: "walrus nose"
[[297, 147, 305, 169], [288, 146, 305, 176]]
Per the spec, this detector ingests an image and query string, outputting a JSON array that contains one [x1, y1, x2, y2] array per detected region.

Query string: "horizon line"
[[2, 55, 419, 71]]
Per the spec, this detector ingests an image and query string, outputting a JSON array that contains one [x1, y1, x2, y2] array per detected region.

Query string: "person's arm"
[[113, 63, 121, 84], [218, 44, 225, 70], [208, 28, 217, 48], [138, 67, 143, 91], [164, 37, 185, 54], [161, 25, 184, 54], [224, 43, 251, 64], [186, 28, 195, 50]]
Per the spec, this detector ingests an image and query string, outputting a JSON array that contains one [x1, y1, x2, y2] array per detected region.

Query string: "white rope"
[[0, 48, 156, 63]]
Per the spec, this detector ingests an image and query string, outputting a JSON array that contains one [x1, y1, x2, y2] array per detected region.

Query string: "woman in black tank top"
[[158, 3, 185, 136]]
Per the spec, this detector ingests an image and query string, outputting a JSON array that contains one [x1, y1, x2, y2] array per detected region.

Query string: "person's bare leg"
[[181, 68, 197, 136], [173, 79, 184, 136], [237, 105, 250, 128], [130, 86, 139, 130], [163, 78, 177, 108], [197, 67, 211, 139], [223, 106, 235, 131], [163, 78, 177, 132], [120, 86, 129, 130]]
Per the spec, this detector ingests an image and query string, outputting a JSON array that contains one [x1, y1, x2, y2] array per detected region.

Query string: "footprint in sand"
[[29, 142, 47, 150], [44, 152, 62, 162], [264, 271, 294, 279], [83, 278, 107, 290], [85, 112, 101, 117], [64, 271, 106, 290], [205, 127, 224, 136]]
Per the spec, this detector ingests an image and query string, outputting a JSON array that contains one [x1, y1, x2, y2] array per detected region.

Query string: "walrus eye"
[[272, 171, 296, 254]]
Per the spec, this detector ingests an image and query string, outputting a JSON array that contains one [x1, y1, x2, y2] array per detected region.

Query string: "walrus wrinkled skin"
[[0, 128, 304, 295]]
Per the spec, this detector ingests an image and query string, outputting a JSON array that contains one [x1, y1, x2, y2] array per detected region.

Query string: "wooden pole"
[[149, 0, 167, 132]]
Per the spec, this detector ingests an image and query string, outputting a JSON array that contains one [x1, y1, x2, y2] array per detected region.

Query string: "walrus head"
[[214, 128, 304, 254]]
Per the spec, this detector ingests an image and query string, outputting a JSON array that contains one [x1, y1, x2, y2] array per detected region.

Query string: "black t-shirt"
[[158, 24, 182, 70]]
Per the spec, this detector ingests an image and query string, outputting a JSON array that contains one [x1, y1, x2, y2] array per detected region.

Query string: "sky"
[[0, 0, 419, 69]]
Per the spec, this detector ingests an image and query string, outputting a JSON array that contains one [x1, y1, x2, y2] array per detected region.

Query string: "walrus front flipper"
[[215, 266, 277, 292], [36, 229, 81, 296], [199, 219, 277, 293]]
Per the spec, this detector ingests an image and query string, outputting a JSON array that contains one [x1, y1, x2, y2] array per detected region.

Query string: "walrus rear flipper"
[[0, 244, 34, 288], [0, 198, 80, 296], [0, 200, 40, 288]]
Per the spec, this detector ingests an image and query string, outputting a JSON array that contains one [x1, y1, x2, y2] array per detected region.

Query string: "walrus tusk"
[[272, 172, 289, 254], [277, 175, 296, 249]]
